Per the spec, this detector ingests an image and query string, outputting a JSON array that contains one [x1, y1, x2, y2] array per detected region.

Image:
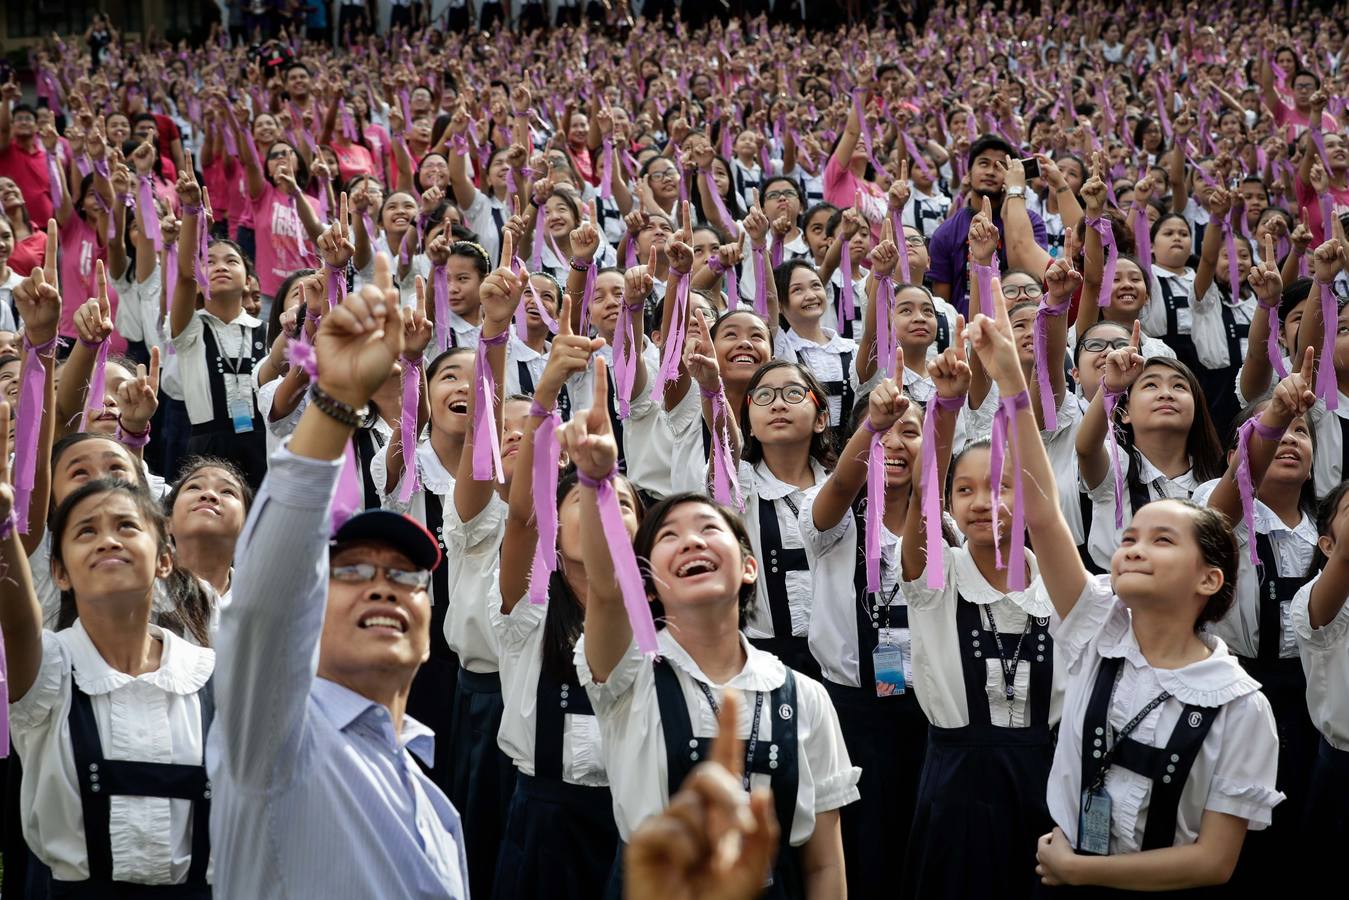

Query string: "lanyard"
[[981, 603, 1031, 724], [1086, 670, 1172, 796], [207, 319, 252, 377], [695, 683, 765, 792]]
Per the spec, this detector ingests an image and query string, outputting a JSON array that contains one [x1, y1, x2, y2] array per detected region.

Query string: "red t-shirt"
[[0, 141, 55, 230], [1295, 174, 1349, 242], [8, 231, 45, 277], [333, 141, 376, 182]]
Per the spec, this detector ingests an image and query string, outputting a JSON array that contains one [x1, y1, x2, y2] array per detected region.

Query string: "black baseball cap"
[[331, 510, 442, 572]]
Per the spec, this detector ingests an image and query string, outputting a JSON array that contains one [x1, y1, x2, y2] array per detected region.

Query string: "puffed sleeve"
[[899, 541, 955, 612], [797, 485, 852, 558], [1292, 573, 1349, 652], [1047, 574, 1120, 671], [9, 631, 72, 733], [795, 674, 862, 813], [574, 633, 645, 715], [1205, 692, 1284, 829]]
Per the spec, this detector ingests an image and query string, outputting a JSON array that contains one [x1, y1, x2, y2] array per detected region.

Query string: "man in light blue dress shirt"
[[208, 255, 470, 899]]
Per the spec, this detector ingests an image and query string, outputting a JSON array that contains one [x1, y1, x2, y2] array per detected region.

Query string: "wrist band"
[[0, 509, 17, 542], [78, 335, 106, 349], [480, 329, 510, 347], [577, 466, 617, 489], [622, 301, 645, 312], [114, 192, 132, 205], [1251, 419, 1288, 441], [699, 385, 722, 400], [570, 258, 595, 273], [308, 384, 368, 428], [529, 398, 555, 418], [1001, 389, 1031, 411], [862, 418, 886, 435], [183, 203, 204, 216], [931, 393, 965, 411], [705, 256, 728, 276], [116, 419, 151, 448], [22, 334, 59, 357]]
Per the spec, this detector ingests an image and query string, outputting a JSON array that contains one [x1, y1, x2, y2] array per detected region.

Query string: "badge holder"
[[227, 376, 255, 434], [1077, 787, 1112, 855], [873, 642, 906, 697]]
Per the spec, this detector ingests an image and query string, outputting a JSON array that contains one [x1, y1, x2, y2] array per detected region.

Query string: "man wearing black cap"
[[208, 254, 469, 900]]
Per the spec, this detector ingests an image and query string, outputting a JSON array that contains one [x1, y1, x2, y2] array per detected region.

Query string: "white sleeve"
[[899, 541, 955, 613], [1205, 693, 1284, 828], [1046, 574, 1119, 670], [1138, 277, 1169, 338], [113, 274, 143, 343], [1188, 282, 1230, 369], [796, 675, 862, 812], [1291, 574, 1349, 652]]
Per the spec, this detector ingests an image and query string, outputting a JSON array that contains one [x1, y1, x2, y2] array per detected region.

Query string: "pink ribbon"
[[1261, 302, 1289, 378], [472, 331, 508, 482], [139, 176, 163, 251], [1132, 204, 1153, 274], [528, 408, 562, 605], [79, 339, 111, 433], [989, 390, 1029, 590], [13, 337, 53, 534], [600, 138, 614, 200], [331, 440, 363, 532], [751, 244, 768, 318], [922, 394, 963, 589], [705, 389, 742, 511], [1235, 418, 1288, 567], [530, 203, 547, 272], [971, 261, 996, 319], [1034, 298, 1070, 431], [838, 237, 856, 326], [875, 275, 896, 379], [850, 89, 885, 175], [612, 303, 639, 420], [893, 212, 911, 283], [1102, 387, 1128, 528], [1088, 217, 1118, 307], [586, 470, 660, 658], [864, 423, 886, 592], [652, 271, 691, 401], [193, 211, 211, 301], [433, 264, 450, 352], [398, 359, 422, 503], [1223, 212, 1242, 306], [45, 153, 63, 213], [1317, 279, 1339, 411]]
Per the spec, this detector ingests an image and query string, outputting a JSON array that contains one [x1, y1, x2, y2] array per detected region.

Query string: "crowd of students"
[[0, 1, 1347, 897]]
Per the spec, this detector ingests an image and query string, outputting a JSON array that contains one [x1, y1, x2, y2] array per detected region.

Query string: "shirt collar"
[[447, 310, 481, 334], [203, 309, 264, 330], [415, 440, 456, 495], [951, 548, 1052, 616], [752, 459, 825, 500], [656, 630, 786, 693], [1136, 454, 1195, 491], [1097, 617, 1262, 706], [784, 326, 850, 352], [68, 620, 215, 696], [510, 331, 547, 361], [312, 678, 438, 765], [1252, 500, 1317, 541]]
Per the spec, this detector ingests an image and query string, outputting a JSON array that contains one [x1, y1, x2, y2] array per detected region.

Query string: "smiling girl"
[[774, 260, 859, 436]]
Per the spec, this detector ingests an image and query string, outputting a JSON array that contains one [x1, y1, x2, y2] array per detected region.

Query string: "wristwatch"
[[1005, 186, 1027, 200]]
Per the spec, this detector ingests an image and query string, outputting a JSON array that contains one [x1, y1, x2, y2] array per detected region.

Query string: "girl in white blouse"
[[1, 474, 215, 897], [800, 383, 929, 899], [773, 260, 859, 435], [966, 291, 1282, 892], [492, 309, 620, 900], [565, 363, 860, 900], [898, 331, 1058, 900], [1290, 481, 1349, 865]]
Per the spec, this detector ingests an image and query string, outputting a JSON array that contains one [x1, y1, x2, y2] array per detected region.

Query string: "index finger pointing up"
[[1130, 319, 1141, 351], [44, 219, 58, 285], [501, 228, 514, 267], [1301, 344, 1315, 383], [558, 293, 573, 338]]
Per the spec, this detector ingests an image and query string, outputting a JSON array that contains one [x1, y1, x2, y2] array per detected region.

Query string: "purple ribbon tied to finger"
[[13, 336, 55, 534], [398, 359, 422, 503], [875, 275, 896, 380], [79, 339, 111, 434], [1317, 279, 1340, 411], [584, 470, 660, 659], [1262, 301, 1289, 379], [864, 422, 887, 593], [1224, 212, 1242, 305], [1235, 418, 1288, 567], [139, 176, 163, 252], [1102, 387, 1128, 528], [45, 153, 63, 213], [922, 394, 964, 589], [433, 264, 450, 353], [971, 262, 996, 319], [988, 390, 1029, 591], [751, 245, 769, 318], [652, 271, 691, 402], [528, 406, 562, 605], [472, 331, 508, 483], [1034, 298, 1071, 432], [839, 239, 856, 327], [1087, 216, 1118, 308], [705, 388, 743, 511]]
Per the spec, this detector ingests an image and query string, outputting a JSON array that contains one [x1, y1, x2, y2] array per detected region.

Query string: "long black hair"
[[1116, 358, 1225, 496], [1308, 480, 1349, 577], [51, 479, 214, 646]]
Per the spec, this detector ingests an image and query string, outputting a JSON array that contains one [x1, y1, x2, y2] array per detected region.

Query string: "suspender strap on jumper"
[[757, 497, 809, 639], [1078, 657, 1221, 851], [68, 674, 215, 887], [533, 656, 596, 781], [651, 658, 798, 852], [422, 491, 456, 662], [954, 596, 1053, 731], [851, 509, 908, 690], [198, 322, 264, 432], [1253, 531, 1302, 664], [517, 361, 572, 422], [819, 350, 855, 431]]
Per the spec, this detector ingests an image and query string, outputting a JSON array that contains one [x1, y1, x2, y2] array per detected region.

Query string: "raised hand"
[[318, 192, 355, 269], [314, 252, 404, 409], [1268, 346, 1318, 424], [928, 314, 971, 399], [13, 222, 61, 346], [1101, 320, 1146, 393], [682, 310, 720, 393], [116, 347, 161, 433], [539, 294, 603, 402], [175, 164, 202, 208], [743, 205, 770, 247], [1248, 233, 1283, 303], [403, 275, 434, 358], [967, 276, 1025, 387], [74, 263, 114, 345], [1044, 256, 1082, 302], [867, 376, 909, 433], [570, 220, 602, 262], [559, 359, 618, 480], [871, 217, 899, 277], [968, 196, 999, 266], [626, 246, 657, 301]]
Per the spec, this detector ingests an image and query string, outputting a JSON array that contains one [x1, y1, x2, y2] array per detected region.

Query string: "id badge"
[[879, 627, 913, 683], [1077, 788, 1112, 856], [226, 375, 255, 434], [873, 642, 907, 697]]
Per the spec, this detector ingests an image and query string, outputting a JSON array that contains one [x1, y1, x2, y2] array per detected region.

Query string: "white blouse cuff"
[[1293, 587, 1349, 651], [812, 765, 862, 814], [1206, 778, 1285, 830]]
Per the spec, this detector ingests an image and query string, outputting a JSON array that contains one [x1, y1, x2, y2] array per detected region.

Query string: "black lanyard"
[[1086, 671, 1172, 797], [695, 683, 765, 792], [981, 603, 1031, 724]]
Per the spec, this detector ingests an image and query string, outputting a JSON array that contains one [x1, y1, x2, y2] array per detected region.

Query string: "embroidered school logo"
[[1036, 617, 1049, 627], [1188, 712, 1203, 728], [778, 704, 793, 721]]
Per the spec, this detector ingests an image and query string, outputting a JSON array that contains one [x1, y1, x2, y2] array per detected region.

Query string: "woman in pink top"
[[233, 116, 316, 304], [824, 99, 886, 225], [53, 165, 126, 355], [320, 90, 378, 183]]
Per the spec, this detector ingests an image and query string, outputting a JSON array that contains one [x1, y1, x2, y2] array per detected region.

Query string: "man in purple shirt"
[[928, 135, 1048, 316]]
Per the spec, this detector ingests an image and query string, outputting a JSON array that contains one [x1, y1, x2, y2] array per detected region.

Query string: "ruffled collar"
[[1097, 601, 1261, 707], [66, 620, 215, 697], [953, 547, 1052, 616], [657, 629, 786, 693], [752, 459, 825, 501], [414, 440, 457, 496]]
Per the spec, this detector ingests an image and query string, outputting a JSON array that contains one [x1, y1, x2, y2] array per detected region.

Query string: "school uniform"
[[171, 308, 268, 489], [731, 158, 763, 210], [568, 341, 661, 485], [773, 328, 859, 434], [506, 334, 573, 421], [899, 543, 1060, 900], [575, 628, 861, 900], [1066, 324, 1177, 363], [799, 490, 928, 898], [489, 586, 616, 900], [1083, 455, 1199, 572], [1189, 285, 1256, 435], [536, 239, 616, 287], [902, 185, 951, 240], [1043, 576, 1283, 893], [1290, 574, 1349, 862], [1305, 393, 1349, 497], [460, 189, 507, 268], [10, 621, 215, 896], [824, 265, 868, 340], [1139, 267, 1207, 382], [729, 459, 826, 679], [781, 232, 813, 262], [0, 269, 21, 328]]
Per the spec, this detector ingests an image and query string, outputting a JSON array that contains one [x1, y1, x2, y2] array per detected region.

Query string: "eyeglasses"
[[1080, 337, 1131, 353], [331, 563, 431, 590], [267, 150, 294, 161], [647, 168, 679, 181], [1001, 283, 1044, 299], [764, 189, 799, 202], [904, 235, 927, 247], [750, 384, 814, 406]]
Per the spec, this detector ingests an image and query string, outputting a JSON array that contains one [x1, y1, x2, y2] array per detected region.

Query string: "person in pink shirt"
[[1295, 127, 1349, 242], [233, 115, 316, 305], [53, 155, 126, 356], [1261, 64, 1338, 142], [320, 90, 377, 183], [0, 88, 55, 231], [823, 97, 886, 226]]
